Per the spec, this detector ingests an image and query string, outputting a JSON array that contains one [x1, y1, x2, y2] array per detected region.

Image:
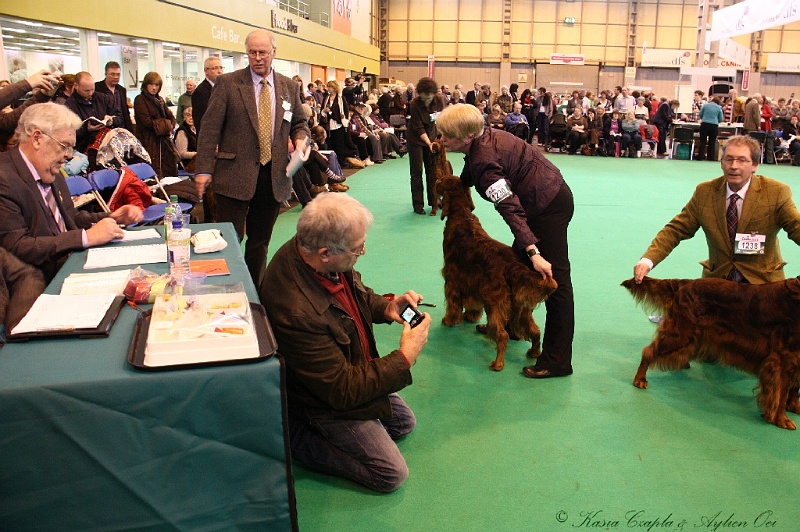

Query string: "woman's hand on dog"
[[531, 254, 553, 279]]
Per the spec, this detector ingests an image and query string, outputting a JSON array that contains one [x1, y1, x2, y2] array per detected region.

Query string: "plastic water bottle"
[[167, 217, 191, 282], [163, 195, 182, 240]]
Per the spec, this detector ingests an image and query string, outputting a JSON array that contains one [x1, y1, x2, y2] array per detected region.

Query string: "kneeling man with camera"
[[260, 192, 431, 492]]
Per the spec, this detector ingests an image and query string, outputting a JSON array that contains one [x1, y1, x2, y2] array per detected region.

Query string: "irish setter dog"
[[622, 276, 800, 430], [432, 142, 557, 371]]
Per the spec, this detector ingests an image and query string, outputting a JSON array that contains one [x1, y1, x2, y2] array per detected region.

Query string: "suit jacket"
[[643, 175, 800, 283], [195, 67, 309, 203], [465, 90, 478, 106], [94, 81, 134, 133], [744, 98, 761, 131], [191, 79, 213, 136], [0, 148, 106, 282], [0, 247, 45, 330]]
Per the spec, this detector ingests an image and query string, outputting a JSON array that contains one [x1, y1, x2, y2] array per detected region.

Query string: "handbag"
[[153, 117, 173, 137]]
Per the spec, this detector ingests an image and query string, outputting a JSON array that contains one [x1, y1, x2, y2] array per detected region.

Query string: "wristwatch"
[[526, 245, 540, 258]]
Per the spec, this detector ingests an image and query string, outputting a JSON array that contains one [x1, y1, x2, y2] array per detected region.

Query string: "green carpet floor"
[[267, 153, 800, 531]]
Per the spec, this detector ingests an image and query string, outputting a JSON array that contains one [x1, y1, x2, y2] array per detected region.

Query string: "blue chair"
[[127, 162, 157, 181], [87, 168, 121, 212], [124, 162, 193, 225], [65, 175, 93, 196], [65, 175, 97, 210]]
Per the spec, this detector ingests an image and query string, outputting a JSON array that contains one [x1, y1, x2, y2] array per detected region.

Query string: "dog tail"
[[621, 276, 688, 317]]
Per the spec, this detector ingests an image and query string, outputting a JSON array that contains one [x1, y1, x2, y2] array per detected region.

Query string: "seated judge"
[[0, 103, 142, 283], [260, 192, 431, 492]]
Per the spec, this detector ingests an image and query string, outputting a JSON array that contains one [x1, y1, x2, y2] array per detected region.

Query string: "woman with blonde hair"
[[321, 80, 364, 168]]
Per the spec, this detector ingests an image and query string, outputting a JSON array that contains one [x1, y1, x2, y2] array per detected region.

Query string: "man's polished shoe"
[[414, 208, 426, 215], [522, 366, 573, 379]]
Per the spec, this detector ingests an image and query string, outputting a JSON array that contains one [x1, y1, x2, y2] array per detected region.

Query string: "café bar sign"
[[272, 10, 299, 34]]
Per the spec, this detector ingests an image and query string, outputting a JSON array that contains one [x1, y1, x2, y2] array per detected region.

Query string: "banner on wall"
[[427, 55, 435, 78], [640, 48, 691, 67], [549, 54, 584, 65], [765, 53, 800, 72], [709, 0, 800, 42], [331, 0, 352, 36]]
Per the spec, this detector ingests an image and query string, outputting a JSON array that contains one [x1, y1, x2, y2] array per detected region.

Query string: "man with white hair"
[[191, 56, 223, 135], [0, 103, 142, 282]]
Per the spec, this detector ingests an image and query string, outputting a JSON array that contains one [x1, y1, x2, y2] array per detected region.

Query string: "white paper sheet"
[[117, 228, 161, 242], [84, 243, 167, 269], [60, 269, 132, 296], [11, 293, 118, 334]]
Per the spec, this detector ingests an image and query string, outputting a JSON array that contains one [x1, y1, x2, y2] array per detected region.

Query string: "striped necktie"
[[258, 79, 272, 165], [727, 193, 740, 244], [44, 185, 66, 233]]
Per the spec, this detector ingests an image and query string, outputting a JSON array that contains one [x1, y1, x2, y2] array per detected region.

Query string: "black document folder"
[[7, 295, 126, 342]]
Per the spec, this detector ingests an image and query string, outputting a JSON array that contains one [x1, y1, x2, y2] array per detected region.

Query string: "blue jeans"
[[288, 393, 416, 492]]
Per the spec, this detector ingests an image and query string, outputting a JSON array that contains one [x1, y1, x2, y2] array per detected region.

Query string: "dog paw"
[[489, 360, 505, 371], [769, 414, 797, 430], [441, 317, 461, 326], [526, 347, 541, 358], [633, 378, 648, 389]]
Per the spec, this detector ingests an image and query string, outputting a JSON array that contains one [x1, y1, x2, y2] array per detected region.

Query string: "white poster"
[[709, 0, 800, 42], [765, 53, 800, 72], [717, 38, 751, 67], [640, 48, 691, 68]]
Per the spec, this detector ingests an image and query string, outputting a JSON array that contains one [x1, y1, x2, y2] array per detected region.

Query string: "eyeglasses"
[[338, 241, 366, 257], [722, 156, 753, 165], [42, 132, 73, 155], [247, 49, 274, 59]]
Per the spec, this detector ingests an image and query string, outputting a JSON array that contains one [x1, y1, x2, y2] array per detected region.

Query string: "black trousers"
[[697, 122, 719, 161], [408, 142, 436, 211], [214, 162, 281, 288], [518, 182, 575, 373]]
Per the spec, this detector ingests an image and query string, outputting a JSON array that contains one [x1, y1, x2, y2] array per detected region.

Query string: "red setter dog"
[[622, 276, 800, 430], [433, 143, 557, 371]]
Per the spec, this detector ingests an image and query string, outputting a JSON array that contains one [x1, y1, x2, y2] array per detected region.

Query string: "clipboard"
[[7, 295, 126, 342]]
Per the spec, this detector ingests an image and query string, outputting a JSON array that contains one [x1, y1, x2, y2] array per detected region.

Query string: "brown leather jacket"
[[261, 237, 412, 423]]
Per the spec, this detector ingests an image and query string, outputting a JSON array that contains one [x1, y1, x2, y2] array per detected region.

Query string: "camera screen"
[[401, 306, 417, 322]]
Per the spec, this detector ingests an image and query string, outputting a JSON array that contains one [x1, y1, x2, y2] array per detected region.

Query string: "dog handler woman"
[[437, 104, 575, 379]]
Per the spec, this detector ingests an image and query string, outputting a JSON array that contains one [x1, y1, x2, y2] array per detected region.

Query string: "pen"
[[127, 301, 145, 312], [417, 302, 436, 308]]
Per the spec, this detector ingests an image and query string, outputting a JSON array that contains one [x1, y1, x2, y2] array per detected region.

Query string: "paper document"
[[85, 243, 167, 269], [11, 293, 118, 334], [61, 269, 132, 295], [117, 228, 161, 242]]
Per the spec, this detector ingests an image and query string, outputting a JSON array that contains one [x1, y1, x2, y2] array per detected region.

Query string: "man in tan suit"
[[195, 29, 309, 287], [633, 136, 800, 285]]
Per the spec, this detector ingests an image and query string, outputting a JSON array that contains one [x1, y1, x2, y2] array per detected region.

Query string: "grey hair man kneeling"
[[260, 193, 431, 492]]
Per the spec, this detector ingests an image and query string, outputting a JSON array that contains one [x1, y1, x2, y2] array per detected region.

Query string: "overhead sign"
[[550, 53, 585, 65], [709, 0, 800, 42], [717, 38, 751, 67], [640, 48, 692, 67]]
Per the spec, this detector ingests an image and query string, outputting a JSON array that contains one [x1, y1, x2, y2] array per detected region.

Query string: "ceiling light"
[[18, 20, 43, 27]]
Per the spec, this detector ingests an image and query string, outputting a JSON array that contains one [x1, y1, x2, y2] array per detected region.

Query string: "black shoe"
[[414, 208, 426, 215], [386, 154, 397, 159], [522, 365, 573, 379]]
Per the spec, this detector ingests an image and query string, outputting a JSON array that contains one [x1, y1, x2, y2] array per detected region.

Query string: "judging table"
[[0, 223, 297, 531], [670, 120, 744, 137]]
